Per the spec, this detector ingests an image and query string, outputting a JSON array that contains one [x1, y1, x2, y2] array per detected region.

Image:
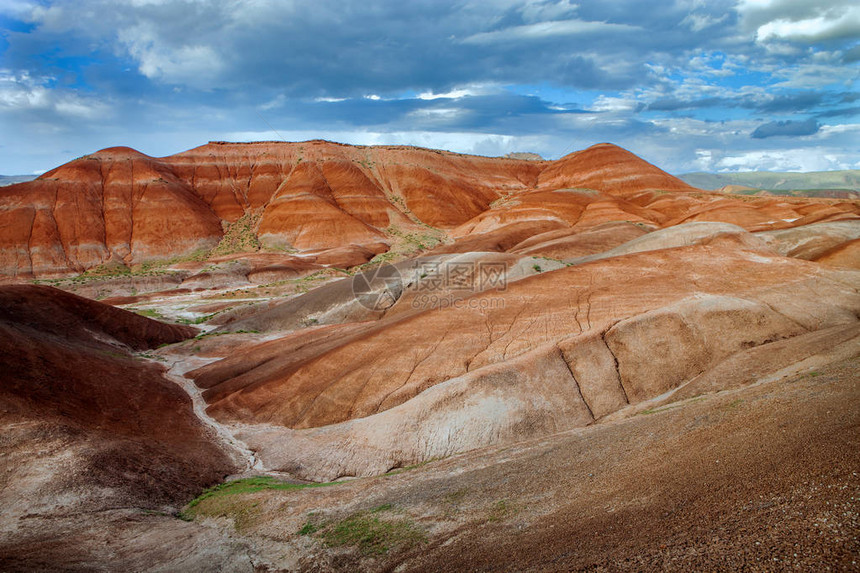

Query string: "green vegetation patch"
[[487, 499, 518, 522], [131, 307, 168, 321], [211, 212, 262, 256], [192, 329, 259, 341], [187, 477, 338, 509], [303, 504, 425, 555], [180, 476, 341, 524]]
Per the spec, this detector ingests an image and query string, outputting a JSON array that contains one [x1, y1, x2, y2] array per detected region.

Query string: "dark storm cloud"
[[0, 0, 857, 174], [644, 97, 731, 112], [815, 106, 860, 118], [1, 0, 745, 97], [757, 92, 826, 113], [751, 118, 820, 139], [844, 45, 860, 64]]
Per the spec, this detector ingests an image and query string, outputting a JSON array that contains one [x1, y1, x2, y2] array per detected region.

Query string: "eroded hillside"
[[1, 141, 858, 571]]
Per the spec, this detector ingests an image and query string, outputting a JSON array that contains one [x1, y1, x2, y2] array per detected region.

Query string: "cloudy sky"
[[0, 0, 858, 175]]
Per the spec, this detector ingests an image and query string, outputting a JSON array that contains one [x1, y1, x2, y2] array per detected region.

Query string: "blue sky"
[[0, 0, 858, 175]]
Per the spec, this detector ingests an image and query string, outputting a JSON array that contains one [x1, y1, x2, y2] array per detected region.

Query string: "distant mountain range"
[[0, 174, 36, 186], [679, 170, 860, 195]]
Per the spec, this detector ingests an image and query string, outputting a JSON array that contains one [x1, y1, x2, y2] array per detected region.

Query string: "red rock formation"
[[537, 143, 696, 193], [190, 240, 858, 432], [0, 148, 222, 278], [256, 161, 388, 250], [2, 140, 858, 280]]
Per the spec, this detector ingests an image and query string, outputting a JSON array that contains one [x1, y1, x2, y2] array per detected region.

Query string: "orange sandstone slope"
[[0, 141, 681, 278], [2, 140, 858, 280], [537, 142, 696, 193], [0, 147, 223, 278]]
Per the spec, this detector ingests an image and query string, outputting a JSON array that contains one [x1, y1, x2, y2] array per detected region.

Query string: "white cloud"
[[407, 107, 464, 119], [463, 18, 638, 44], [738, 0, 860, 44], [118, 24, 226, 87], [770, 62, 859, 88], [259, 94, 286, 110], [649, 117, 756, 138], [694, 149, 713, 170], [681, 12, 728, 32], [416, 84, 498, 100], [815, 123, 860, 137], [756, 7, 860, 42], [589, 95, 637, 113], [518, 0, 579, 24], [0, 70, 109, 119], [0, 0, 37, 16], [714, 148, 860, 171]]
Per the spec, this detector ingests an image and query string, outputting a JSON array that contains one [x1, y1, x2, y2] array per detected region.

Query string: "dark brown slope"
[[0, 283, 196, 349], [401, 358, 860, 573], [0, 285, 240, 568], [176, 356, 859, 572]]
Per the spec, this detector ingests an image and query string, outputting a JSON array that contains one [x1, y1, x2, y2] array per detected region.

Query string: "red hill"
[[1, 140, 855, 281]]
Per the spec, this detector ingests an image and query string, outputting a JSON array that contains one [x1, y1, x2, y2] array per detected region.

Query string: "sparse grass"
[[205, 269, 341, 298], [180, 477, 341, 524], [298, 521, 320, 535], [34, 248, 214, 287], [136, 352, 166, 362], [441, 487, 469, 518], [81, 261, 132, 278], [96, 348, 129, 360], [355, 250, 399, 272], [444, 488, 469, 505], [639, 395, 706, 415], [487, 499, 517, 522], [193, 329, 259, 341], [133, 248, 211, 274], [132, 308, 167, 321], [356, 156, 375, 170], [384, 457, 440, 476], [352, 225, 446, 273], [175, 313, 217, 325], [308, 505, 425, 555], [210, 212, 262, 256]]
